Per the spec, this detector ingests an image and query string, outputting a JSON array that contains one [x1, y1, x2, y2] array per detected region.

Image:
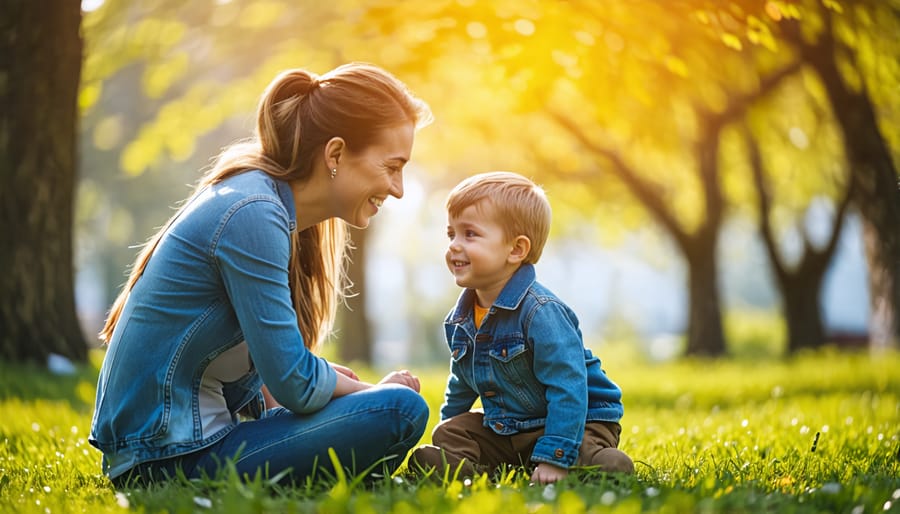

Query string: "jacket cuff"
[[530, 435, 580, 468], [305, 357, 337, 411]]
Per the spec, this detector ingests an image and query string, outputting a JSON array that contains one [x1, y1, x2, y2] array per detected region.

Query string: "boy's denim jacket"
[[441, 264, 624, 469], [89, 170, 337, 479]]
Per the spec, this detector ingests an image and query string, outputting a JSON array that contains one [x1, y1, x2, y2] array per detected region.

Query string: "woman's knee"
[[368, 384, 429, 436]]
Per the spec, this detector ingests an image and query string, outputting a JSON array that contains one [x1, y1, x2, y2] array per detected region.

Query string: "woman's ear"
[[508, 235, 532, 264], [323, 136, 346, 170]]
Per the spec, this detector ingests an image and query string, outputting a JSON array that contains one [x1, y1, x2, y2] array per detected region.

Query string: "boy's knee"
[[430, 423, 455, 447], [587, 448, 634, 474], [409, 444, 477, 478], [431, 412, 483, 443]]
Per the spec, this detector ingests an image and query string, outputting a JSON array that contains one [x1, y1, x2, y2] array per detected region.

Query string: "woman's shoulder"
[[184, 171, 293, 229], [214, 170, 280, 195], [204, 171, 288, 208]]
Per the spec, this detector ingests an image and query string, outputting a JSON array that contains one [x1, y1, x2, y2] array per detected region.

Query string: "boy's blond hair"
[[446, 171, 551, 264]]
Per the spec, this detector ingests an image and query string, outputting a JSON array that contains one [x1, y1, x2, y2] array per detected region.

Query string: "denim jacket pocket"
[[488, 337, 540, 411], [487, 339, 527, 362], [450, 340, 469, 362], [488, 338, 531, 381]]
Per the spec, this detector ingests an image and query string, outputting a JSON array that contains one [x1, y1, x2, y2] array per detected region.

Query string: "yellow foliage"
[[720, 33, 743, 51], [121, 136, 159, 176], [92, 115, 124, 151], [238, 1, 287, 29], [143, 52, 190, 99], [78, 82, 102, 113], [664, 56, 689, 78], [133, 18, 186, 48]]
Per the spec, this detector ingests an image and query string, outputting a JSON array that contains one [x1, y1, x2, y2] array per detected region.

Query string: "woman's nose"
[[390, 172, 404, 199]]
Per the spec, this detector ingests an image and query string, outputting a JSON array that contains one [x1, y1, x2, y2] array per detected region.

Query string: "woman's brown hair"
[[99, 62, 432, 352]]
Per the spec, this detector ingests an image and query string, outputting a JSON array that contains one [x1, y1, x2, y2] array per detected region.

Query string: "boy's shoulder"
[[524, 278, 569, 307]]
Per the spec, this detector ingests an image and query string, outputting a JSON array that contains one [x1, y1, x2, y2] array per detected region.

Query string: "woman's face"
[[334, 122, 415, 228]]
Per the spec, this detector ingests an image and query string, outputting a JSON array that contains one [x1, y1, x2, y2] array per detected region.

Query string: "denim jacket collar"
[[274, 178, 297, 232], [494, 263, 536, 310], [447, 264, 536, 324]]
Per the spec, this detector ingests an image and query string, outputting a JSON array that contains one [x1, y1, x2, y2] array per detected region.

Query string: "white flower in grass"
[[542, 483, 556, 501], [114, 492, 129, 508], [600, 491, 617, 505], [820, 482, 841, 494], [193, 496, 212, 509]]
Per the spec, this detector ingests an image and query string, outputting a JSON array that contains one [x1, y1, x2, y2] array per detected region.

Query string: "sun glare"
[[81, 0, 104, 12]]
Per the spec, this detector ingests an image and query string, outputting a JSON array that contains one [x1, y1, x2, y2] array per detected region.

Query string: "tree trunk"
[[337, 227, 373, 363], [822, 77, 900, 351], [0, 1, 86, 363], [787, 17, 900, 351], [781, 274, 826, 354], [684, 235, 726, 357]]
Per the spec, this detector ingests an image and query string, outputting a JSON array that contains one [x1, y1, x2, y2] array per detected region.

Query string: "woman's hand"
[[378, 369, 421, 392], [531, 462, 568, 484], [330, 362, 359, 381]]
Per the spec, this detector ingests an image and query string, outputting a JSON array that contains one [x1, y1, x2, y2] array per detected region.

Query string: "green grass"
[[2, 346, 898, 513]]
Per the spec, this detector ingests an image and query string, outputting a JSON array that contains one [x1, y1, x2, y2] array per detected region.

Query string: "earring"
[[330, 168, 337, 179]]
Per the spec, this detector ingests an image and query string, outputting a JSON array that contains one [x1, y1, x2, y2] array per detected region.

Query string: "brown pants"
[[412, 411, 634, 476]]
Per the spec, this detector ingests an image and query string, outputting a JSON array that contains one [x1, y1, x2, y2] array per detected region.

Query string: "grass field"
[[1, 344, 898, 513]]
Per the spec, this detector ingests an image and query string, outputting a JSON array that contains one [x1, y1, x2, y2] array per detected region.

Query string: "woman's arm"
[[262, 364, 420, 407], [332, 368, 421, 397]]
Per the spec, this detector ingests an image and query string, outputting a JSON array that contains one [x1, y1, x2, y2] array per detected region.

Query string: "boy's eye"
[[465, 230, 477, 238], [447, 231, 454, 240]]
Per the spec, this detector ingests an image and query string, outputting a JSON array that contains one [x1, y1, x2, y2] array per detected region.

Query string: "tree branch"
[[548, 110, 691, 251], [744, 124, 788, 284], [702, 59, 804, 136]]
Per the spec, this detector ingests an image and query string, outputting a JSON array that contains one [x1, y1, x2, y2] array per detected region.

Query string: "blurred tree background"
[[4, 0, 895, 365]]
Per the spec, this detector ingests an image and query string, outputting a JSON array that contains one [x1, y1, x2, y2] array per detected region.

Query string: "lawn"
[[1, 344, 898, 513]]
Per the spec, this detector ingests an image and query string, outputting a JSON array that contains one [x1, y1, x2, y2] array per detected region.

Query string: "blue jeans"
[[113, 385, 428, 486]]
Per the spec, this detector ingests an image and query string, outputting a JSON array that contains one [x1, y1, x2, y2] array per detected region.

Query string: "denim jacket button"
[[554, 449, 564, 458], [494, 422, 503, 431], [483, 390, 496, 397], [501, 348, 507, 357]]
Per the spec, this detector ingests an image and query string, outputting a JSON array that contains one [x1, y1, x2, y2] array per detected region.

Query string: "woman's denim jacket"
[[441, 264, 624, 469], [89, 171, 337, 479]]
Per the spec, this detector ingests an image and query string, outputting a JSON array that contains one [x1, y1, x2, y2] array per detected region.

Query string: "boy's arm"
[[528, 301, 590, 469], [439, 364, 478, 420]]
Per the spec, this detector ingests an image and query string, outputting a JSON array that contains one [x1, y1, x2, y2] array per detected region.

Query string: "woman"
[[89, 62, 433, 486]]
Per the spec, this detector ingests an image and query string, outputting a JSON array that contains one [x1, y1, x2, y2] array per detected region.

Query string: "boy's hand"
[[531, 462, 568, 484]]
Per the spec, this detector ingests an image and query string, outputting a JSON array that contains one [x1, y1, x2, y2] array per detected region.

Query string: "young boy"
[[411, 171, 633, 484]]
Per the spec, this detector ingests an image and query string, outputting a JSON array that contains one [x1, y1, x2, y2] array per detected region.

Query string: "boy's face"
[[445, 201, 520, 306]]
